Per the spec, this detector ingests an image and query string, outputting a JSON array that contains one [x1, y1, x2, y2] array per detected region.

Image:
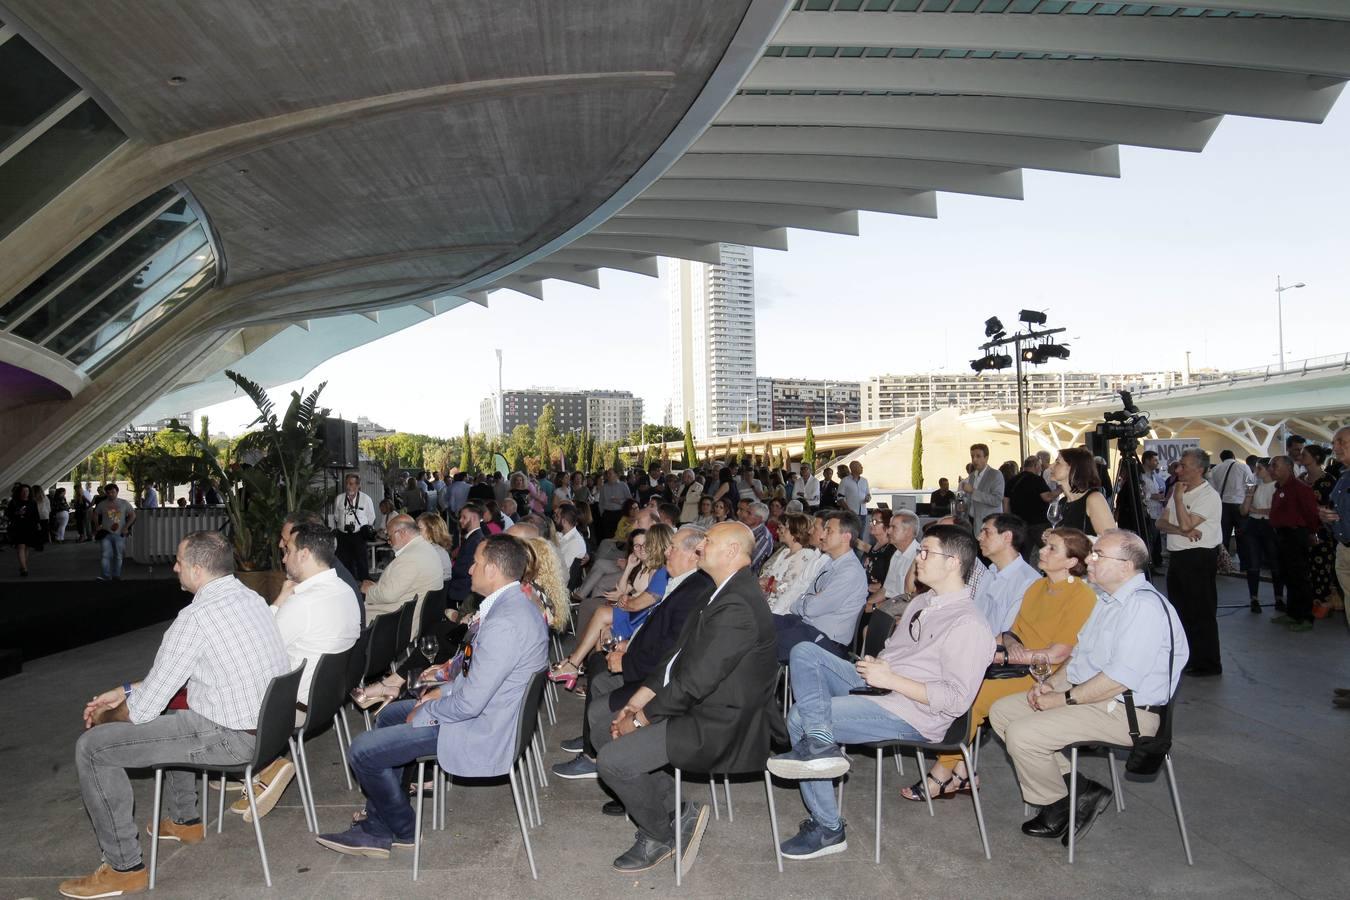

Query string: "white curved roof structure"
[[2, 0, 1348, 484]]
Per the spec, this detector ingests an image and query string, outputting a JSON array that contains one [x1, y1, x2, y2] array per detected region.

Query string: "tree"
[[624, 424, 684, 446], [562, 430, 579, 471], [780, 445, 790, 470], [460, 423, 473, 473], [535, 404, 556, 471], [510, 445, 526, 475], [736, 439, 746, 466], [682, 421, 697, 469], [803, 418, 816, 467], [911, 415, 924, 489], [610, 443, 622, 471], [764, 440, 773, 469]]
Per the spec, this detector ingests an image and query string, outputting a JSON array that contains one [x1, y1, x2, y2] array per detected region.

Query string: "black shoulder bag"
[[1122, 591, 1175, 775]]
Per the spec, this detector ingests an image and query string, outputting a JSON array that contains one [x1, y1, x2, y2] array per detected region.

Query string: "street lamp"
[[1274, 276, 1306, 371], [777, 416, 788, 432]]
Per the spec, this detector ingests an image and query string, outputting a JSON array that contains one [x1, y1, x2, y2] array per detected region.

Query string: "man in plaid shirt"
[[60, 531, 289, 900]]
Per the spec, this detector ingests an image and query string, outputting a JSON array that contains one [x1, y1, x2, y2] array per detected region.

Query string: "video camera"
[[1095, 390, 1151, 444]]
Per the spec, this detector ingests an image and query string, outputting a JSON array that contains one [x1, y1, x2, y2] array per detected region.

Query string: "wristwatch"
[[632, 715, 645, 729], [1064, 690, 1078, 706], [122, 682, 133, 699]]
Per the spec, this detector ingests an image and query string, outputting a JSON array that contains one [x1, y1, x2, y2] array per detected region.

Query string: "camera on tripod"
[[1095, 390, 1151, 446]]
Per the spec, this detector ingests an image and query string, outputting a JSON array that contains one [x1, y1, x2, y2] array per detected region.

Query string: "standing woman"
[[1301, 445, 1343, 612], [31, 484, 50, 551], [1046, 447, 1115, 537], [1240, 459, 1283, 614], [6, 484, 41, 576], [51, 487, 71, 543]]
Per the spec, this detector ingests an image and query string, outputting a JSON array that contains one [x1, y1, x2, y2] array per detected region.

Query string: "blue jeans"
[[348, 699, 439, 841], [101, 532, 126, 578], [786, 642, 924, 830]]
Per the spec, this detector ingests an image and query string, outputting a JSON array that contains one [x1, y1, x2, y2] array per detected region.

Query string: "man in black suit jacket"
[[596, 522, 784, 877], [447, 502, 485, 617]]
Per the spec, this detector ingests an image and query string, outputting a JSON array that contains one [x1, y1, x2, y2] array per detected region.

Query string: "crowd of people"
[[55, 425, 1350, 894]]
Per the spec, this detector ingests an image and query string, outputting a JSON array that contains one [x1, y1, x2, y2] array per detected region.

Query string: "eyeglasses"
[[916, 547, 955, 560], [1088, 550, 1131, 563]]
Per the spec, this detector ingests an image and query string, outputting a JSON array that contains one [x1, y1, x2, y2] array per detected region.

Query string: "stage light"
[[1021, 346, 1039, 362], [1019, 309, 1048, 326], [984, 316, 1004, 338], [1041, 343, 1071, 360]]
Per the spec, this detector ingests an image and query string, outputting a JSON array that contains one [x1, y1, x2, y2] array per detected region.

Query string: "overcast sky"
[[199, 103, 1350, 439]]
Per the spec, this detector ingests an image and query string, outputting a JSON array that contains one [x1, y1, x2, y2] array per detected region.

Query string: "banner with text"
[[1143, 438, 1201, 467]]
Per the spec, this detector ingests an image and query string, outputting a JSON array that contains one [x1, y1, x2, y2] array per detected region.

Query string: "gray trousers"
[[585, 671, 625, 758], [597, 719, 676, 845], [75, 709, 255, 869]]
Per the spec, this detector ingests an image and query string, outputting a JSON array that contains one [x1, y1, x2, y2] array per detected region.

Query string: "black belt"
[[1135, 704, 1163, 714]]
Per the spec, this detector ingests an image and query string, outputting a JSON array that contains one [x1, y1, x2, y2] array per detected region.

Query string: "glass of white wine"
[[1030, 653, 1051, 686]]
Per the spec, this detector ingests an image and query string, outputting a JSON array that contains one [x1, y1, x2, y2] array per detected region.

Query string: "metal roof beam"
[[515, 264, 601, 290], [490, 276, 544, 300], [591, 219, 791, 251], [776, 10, 1350, 79], [694, 125, 1119, 177], [744, 58, 1344, 123], [639, 178, 937, 218], [717, 95, 1219, 153], [542, 249, 659, 278], [566, 235, 724, 265], [666, 153, 1023, 200], [1184, 1, 1350, 21], [617, 201, 859, 236]]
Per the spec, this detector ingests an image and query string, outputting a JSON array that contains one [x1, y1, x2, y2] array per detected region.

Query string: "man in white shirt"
[[1157, 447, 1224, 676], [962, 444, 1005, 529], [361, 514, 443, 630], [329, 473, 378, 579], [870, 510, 920, 614], [797, 463, 821, 510], [554, 503, 588, 575], [1207, 449, 1253, 556], [232, 521, 361, 821], [839, 461, 871, 517]]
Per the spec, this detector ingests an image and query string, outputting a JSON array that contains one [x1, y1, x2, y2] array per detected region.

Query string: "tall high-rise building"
[[666, 243, 756, 439]]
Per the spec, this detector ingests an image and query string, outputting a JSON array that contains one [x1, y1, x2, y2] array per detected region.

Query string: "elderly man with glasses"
[[989, 529, 1189, 846], [766, 525, 994, 860]]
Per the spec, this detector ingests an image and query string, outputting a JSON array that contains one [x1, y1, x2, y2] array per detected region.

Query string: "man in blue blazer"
[[316, 533, 548, 858]]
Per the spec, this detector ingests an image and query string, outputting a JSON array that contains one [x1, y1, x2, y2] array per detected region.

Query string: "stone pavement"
[[3, 577, 1348, 899]]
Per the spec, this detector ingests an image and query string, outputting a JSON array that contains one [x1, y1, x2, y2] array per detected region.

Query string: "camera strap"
[[345, 495, 362, 525]]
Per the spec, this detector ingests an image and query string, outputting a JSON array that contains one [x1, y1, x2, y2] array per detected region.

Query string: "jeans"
[[75, 710, 255, 870], [775, 614, 850, 665], [100, 532, 126, 578], [1241, 517, 1283, 602], [786, 642, 924, 830], [348, 699, 440, 841]]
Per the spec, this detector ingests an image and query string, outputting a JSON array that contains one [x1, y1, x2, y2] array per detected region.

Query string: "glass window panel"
[[11, 200, 191, 340], [73, 263, 215, 371], [983, 0, 1014, 10], [47, 231, 207, 355], [0, 35, 80, 145], [785, 46, 811, 57], [952, 0, 984, 9], [804, 0, 834, 9], [1009, 0, 1040, 11], [838, 46, 866, 57], [0, 187, 177, 325], [864, 46, 892, 56], [0, 98, 125, 241], [835, 0, 866, 9], [864, 1, 894, 11]]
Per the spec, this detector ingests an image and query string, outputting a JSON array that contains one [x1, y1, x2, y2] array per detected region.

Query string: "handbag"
[[1123, 590, 1176, 775], [984, 663, 1031, 680]]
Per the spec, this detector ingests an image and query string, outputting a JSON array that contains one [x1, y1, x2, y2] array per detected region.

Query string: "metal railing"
[[1058, 352, 1350, 408]]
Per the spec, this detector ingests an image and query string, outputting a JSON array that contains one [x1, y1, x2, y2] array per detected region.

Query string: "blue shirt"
[[789, 551, 868, 645], [1067, 573, 1190, 706], [1329, 470, 1350, 544], [972, 556, 1040, 634]]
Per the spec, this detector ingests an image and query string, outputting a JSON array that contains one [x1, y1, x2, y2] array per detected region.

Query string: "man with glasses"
[[989, 529, 1188, 846], [772, 510, 870, 664], [1156, 447, 1223, 675], [766, 525, 994, 860]]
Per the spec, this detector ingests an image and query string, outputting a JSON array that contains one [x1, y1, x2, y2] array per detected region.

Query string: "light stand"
[[973, 324, 1067, 461]]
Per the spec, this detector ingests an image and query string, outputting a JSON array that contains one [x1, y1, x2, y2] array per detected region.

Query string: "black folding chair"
[[336, 628, 372, 787], [417, 586, 448, 641], [292, 647, 355, 832], [359, 611, 401, 729], [148, 663, 305, 889], [396, 596, 418, 648]]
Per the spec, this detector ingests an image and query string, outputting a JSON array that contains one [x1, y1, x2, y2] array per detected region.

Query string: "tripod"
[[1112, 436, 1154, 579]]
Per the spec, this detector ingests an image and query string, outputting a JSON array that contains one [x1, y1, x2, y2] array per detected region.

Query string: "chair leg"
[[709, 778, 720, 820], [724, 776, 734, 823], [1164, 756, 1195, 866], [413, 760, 425, 881], [534, 731, 549, 787], [243, 764, 272, 887], [217, 774, 226, 833], [874, 747, 883, 865], [893, 750, 903, 776], [299, 737, 320, 833], [290, 739, 315, 834], [439, 769, 448, 831], [335, 714, 354, 791], [1067, 747, 1079, 864], [199, 773, 208, 844], [764, 772, 784, 874], [363, 708, 372, 731], [960, 744, 992, 861], [149, 769, 163, 890], [527, 747, 543, 827], [1106, 749, 1125, 812], [674, 769, 683, 887], [971, 725, 981, 778], [510, 763, 539, 879], [916, 750, 934, 818], [837, 775, 845, 818]]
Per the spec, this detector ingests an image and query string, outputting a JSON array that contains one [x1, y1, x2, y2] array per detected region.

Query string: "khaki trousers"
[[989, 692, 1158, 806], [1335, 543, 1350, 603]]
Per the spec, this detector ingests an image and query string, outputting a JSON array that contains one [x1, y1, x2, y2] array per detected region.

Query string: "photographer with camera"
[[329, 473, 377, 580]]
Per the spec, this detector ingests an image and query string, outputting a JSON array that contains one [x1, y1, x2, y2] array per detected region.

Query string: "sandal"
[[900, 773, 956, 802], [548, 659, 582, 691]]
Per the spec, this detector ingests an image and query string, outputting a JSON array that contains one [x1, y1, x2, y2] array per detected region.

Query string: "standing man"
[[1007, 457, 1051, 561], [1156, 448, 1223, 676], [774, 511, 868, 662], [818, 466, 838, 512], [1140, 450, 1169, 568], [61, 532, 288, 899], [972, 514, 1041, 634], [141, 484, 160, 509], [1269, 455, 1322, 633], [962, 444, 1005, 530], [598, 469, 633, 541], [1207, 450, 1253, 557], [596, 522, 782, 877], [1323, 428, 1350, 706], [92, 484, 136, 581], [797, 463, 821, 512], [329, 473, 377, 580], [840, 461, 872, 518], [990, 529, 1187, 845]]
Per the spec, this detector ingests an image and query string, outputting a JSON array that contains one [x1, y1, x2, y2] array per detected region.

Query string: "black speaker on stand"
[[320, 419, 359, 469]]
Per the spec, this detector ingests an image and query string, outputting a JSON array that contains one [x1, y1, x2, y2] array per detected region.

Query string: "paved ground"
[[4, 577, 1348, 900]]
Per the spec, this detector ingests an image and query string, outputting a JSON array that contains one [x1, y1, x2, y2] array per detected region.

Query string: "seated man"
[[61, 532, 290, 899], [741, 500, 774, 573], [553, 502, 588, 574], [867, 509, 920, 615], [448, 502, 486, 617], [766, 524, 993, 860], [362, 513, 443, 628], [990, 529, 1189, 845], [316, 534, 548, 857], [552, 525, 713, 787], [233, 520, 361, 821], [595, 522, 782, 876], [773, 510, 868, 663], [972, 513, 1040, 633]]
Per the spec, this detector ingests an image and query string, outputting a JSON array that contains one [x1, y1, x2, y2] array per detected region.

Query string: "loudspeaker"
[[321, 418, 359, 469]]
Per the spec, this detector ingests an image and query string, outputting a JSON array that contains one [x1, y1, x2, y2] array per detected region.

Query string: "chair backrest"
[[251, 663, 306, 769], [396, 597, 418, 648], [512, 669, 549, 762], [937, 708, 973, 748], [567, 557, 585, 591], [418, 586, 448, 640], [862, 609, 896, 659], [364, 610, 401, 682], [345, 627, 373, 693], [303, 646, 355, 739]]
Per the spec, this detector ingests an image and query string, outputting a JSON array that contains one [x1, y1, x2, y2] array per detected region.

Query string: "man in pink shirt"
[[767, 525, 994, 860]]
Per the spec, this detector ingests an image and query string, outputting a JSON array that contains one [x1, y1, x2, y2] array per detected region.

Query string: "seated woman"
[[613, 499, 639, 543], [693, 495, 716, 530], [900, 527, 1098, 800], [865, 508, 895, 594], [766, 497, 786, 544], [417, 512, 453, 580], [763, 513, 821, 614], [548, 524, 674, 690], [712, 496, 734, 524]]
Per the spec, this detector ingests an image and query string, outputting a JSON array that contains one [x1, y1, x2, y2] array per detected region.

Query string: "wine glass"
[[1029, 653, 1051, 686], [417, 635, 439, 669]]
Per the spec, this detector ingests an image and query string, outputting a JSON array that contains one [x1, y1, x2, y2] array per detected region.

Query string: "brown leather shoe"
[[58, 862, 148, 897], [146, 818, 205, 844]]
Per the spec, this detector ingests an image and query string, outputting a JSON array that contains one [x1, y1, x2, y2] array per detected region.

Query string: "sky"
[[199, 102, 1350, 439]]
